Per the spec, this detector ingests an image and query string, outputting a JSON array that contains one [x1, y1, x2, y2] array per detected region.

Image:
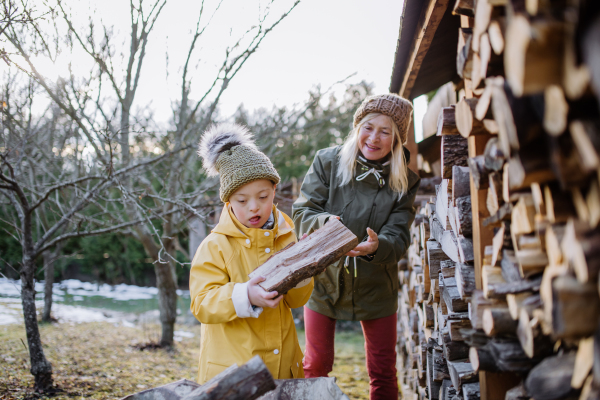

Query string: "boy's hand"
[[248, 276, 282, 309]]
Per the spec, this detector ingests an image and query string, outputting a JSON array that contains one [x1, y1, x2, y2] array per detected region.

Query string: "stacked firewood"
[[397, 169, 480, 400], [399, 0, 600, 399]]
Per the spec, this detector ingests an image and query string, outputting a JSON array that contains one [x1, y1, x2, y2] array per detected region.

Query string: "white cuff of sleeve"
[[232, 282, 263, 318], [294, 278, 311, 289]]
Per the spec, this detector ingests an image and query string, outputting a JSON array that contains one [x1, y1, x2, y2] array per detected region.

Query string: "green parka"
[[292, 146, 420, 321]]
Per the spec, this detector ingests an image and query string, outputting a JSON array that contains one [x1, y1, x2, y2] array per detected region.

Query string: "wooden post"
[[407, 119, 420, 175], [468, 133, 493, 288]]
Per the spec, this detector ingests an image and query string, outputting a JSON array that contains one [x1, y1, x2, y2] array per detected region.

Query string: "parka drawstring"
[[356, 167, 384, 185], [355, 156, 390, 188], [344, 256, 358, 277]]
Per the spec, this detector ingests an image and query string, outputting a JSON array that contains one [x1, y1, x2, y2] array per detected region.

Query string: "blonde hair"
[[337, 113, 409, 195]]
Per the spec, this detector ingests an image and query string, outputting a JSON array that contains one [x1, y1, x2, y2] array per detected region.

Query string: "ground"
[[0, 322, 370, 400]]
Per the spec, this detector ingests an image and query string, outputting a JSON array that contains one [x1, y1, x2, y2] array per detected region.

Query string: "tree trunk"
[[42, 250, 54, 323], [155, 258, 178, 348], [21, 256, 53, 391]]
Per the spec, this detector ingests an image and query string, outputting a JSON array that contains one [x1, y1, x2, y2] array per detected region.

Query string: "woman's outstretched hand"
[[346, 227, 378, 257]]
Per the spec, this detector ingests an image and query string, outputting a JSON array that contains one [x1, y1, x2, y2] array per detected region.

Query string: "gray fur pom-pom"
[[198, 123, 257, 176]]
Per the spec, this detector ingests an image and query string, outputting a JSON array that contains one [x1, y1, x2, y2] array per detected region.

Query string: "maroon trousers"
[[303, 307, 398, 400]]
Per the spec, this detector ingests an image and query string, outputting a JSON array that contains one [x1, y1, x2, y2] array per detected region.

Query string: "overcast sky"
[[28, 0, 419, 135]]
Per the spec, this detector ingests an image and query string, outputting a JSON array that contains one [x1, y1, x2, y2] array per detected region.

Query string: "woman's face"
[[357, 114, 394, 161]]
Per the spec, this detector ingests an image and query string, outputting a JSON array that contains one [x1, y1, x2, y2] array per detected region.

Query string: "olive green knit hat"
[[198, 123, 280, 202], [353, 94, 413, 144]]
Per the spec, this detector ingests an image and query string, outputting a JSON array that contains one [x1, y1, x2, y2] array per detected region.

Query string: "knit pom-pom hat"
[[353, 94, 413, 144], [198, 123, 280, 202]]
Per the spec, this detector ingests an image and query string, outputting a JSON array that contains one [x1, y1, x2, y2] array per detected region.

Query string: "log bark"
[[441, 129, 469, 179], [457, 28, 475, 79], [184, 356, 276, 400], [447, 360, 478, 390], [428, 239, 451, 279], [452, 166, 471, 201], [456, 263, 475, 299], [462, 382, 480, 400], [438, 106, 459, 136], [249, 218, 358, 293], [443, 329, 471, 361], [441, 276, 469, 312], [433, 347, 451, 382], [448, 318, 472, 342], [469, 346, 498, 372], [483, 138, 506, 172], [456, 197, 473, 237], [467, 155, 489, 191], [504, 384, 529, 400], [525, 352, 577, 400]]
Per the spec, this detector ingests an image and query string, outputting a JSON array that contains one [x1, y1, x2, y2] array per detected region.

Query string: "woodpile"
[[398, 1, 600, 399]]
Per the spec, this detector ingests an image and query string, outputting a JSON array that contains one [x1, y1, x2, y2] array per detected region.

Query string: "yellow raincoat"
[[190, 204, 314, 383]]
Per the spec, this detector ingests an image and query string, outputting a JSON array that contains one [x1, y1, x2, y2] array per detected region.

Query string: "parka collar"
[[212, 203, 295, 242], [355, 146, 411, 175]]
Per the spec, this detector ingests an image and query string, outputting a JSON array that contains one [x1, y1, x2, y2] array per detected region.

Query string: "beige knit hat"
[[353, 94, 413, 144], [198, 123, 280, 202]]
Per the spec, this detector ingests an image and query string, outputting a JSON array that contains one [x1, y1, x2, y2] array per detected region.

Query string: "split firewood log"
[[457, 28, 475, 80], [452, 0, 474, 17], [551, 274, 600, 339], [249, 218, 357, 293], [185, 356, 275, 400], [437, 106, 459, 136], [525, 352, 578, 400], [456, 98, 488, 137], [462, 382, 480, 400], [467, 155, 490, 190], [447, 360, 477, 390], [441, 135, 469, 179], [561, 219, 600, 284], [483, 307, 518, 337], [504, 15, 564, 96]]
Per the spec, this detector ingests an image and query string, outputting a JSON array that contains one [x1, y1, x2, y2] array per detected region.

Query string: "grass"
[[0, 322, 370, 399]]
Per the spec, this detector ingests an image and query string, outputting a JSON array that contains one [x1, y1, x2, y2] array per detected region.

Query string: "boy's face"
[[229, 179, 276, 229]]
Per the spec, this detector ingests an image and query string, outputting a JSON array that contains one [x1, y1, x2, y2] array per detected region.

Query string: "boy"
[[190, 123, 313, 383]]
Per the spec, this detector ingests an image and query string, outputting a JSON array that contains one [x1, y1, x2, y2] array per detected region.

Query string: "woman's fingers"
[[366, 227, 378, 242]]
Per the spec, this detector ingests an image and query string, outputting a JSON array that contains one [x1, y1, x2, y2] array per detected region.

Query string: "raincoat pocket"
[[205, 361, 231, 382]]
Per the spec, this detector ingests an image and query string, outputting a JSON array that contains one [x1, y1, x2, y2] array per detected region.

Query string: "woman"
[[292, 93, 420, 399]]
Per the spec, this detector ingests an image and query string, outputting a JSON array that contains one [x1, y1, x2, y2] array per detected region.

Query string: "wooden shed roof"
[[389, 0, 461, 100]]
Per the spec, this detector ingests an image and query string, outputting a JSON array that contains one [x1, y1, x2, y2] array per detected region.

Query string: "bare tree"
[[56, 0, 300, 346], [1, 0, 302, 390]]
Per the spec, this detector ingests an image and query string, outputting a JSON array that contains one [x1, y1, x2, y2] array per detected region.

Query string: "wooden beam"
[[399, 0, 452, 99]]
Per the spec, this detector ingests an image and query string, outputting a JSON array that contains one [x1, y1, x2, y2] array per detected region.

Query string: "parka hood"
[[212, 203, 295, 239]]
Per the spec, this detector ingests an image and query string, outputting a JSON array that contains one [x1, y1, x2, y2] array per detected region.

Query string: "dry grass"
[[0, 322, 370, 400]]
